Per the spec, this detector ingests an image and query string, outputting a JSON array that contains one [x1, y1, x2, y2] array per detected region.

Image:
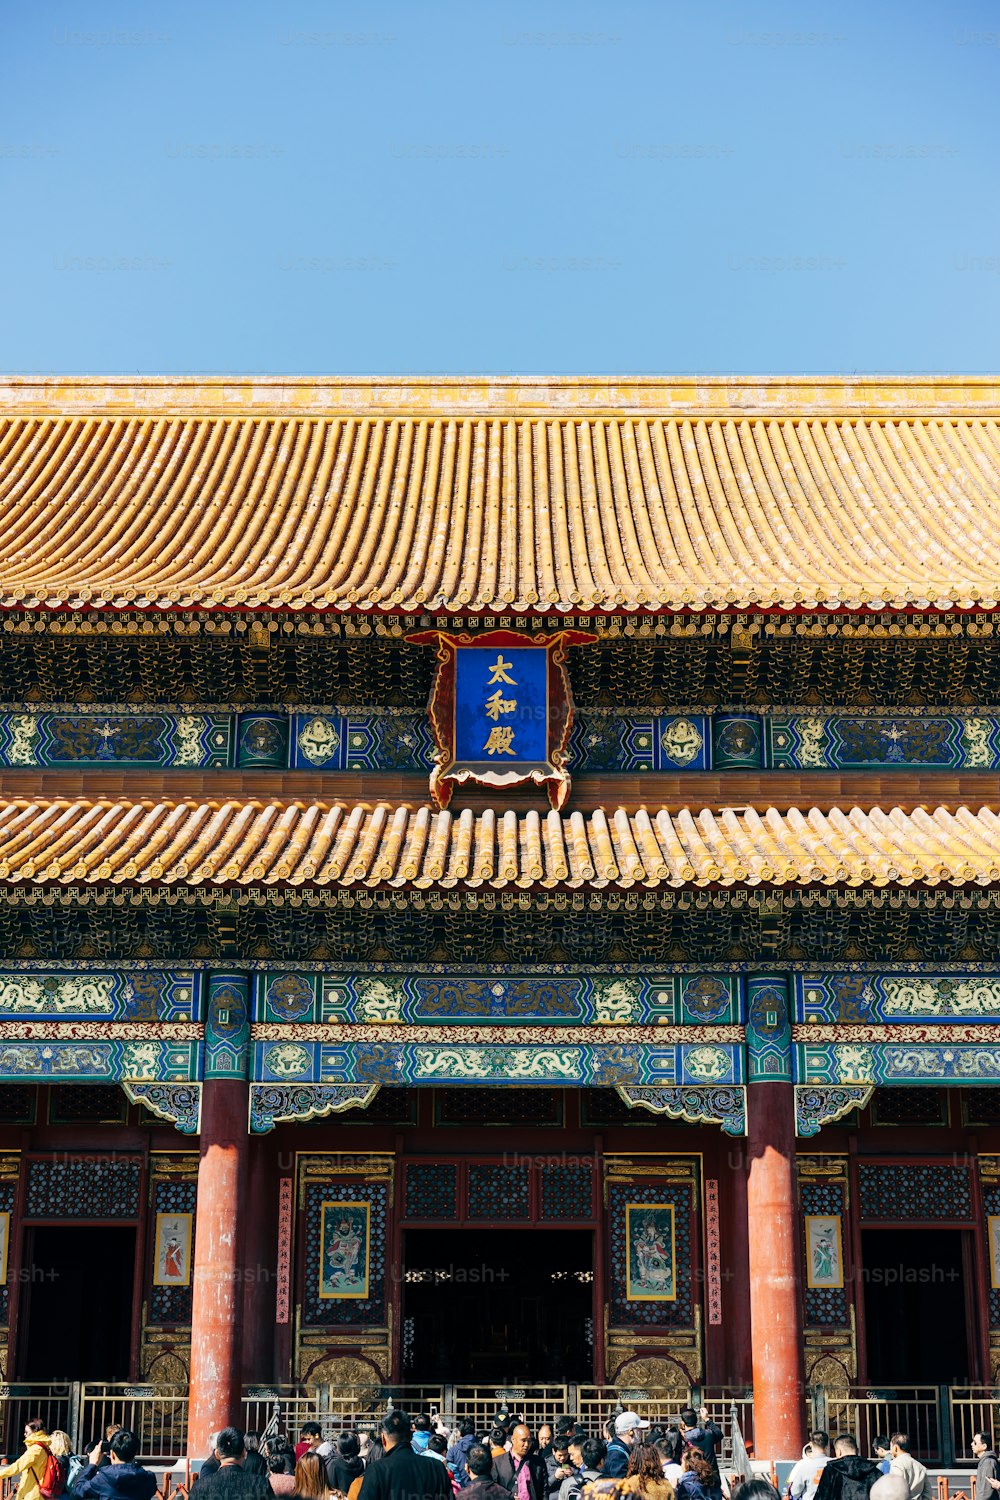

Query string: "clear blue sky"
[[3, 0, 999, 374]]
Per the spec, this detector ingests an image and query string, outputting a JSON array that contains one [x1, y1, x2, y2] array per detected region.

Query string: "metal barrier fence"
[[820, 1386, 943, 1463], [815, 1385, 1000, 1468], [948, 1387, 1000, 1463], [1, 1379, 994, 1468]]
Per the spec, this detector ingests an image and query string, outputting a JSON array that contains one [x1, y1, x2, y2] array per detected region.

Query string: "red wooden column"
[[188, 1077, 248, 1458], [189, 972, 252, 1456], [745, 974, 807, 1459]]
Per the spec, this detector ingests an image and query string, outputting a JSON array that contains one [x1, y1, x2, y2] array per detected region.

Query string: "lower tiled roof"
[[1, 798, 998, 889]]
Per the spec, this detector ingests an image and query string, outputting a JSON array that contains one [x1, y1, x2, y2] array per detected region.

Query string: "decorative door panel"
[[603, 1155, 701, 1398]]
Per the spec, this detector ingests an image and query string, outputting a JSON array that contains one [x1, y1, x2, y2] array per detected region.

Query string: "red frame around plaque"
[[407, 628, 596, 809]]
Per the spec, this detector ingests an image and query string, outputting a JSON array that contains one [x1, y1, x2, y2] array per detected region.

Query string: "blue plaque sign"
[[408, 627, 596, 808], [453, 646, 549, 766]]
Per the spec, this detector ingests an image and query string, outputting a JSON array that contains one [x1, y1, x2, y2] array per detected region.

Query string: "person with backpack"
[[0, 1420, 57, 1500], [75, 1430, 158, 1500], [47, 1433, 74, 1497]]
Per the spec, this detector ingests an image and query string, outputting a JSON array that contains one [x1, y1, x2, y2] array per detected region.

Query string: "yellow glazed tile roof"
[[2, 798, 1000, 889], [2, 378, 1000, 612]]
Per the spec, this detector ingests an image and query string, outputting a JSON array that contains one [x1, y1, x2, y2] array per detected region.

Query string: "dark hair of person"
[[835, 1438, 858, 1456], [582, 1440, 607, 1469], [414, 1416, 431, 1434], [269, 1455, 295, 1476], [555, 1418, 576, 1437], [427, 1436, 448, 1457], [648, 1428, 664, 1444], [25, 1421, 45, 1436], [467, 1445, 494, 1478], [679, 1410, 698, 1428], [110, 1431, 139, 1464], [217, 1429, 245, 1462], [338, 1432, 360, 1459], [626, 1444, 665, 1483], [872, 1437, 890, 1455], [974, 1434, 991, 1449], [301, 1424, 322, 1439], [382, 1411, 413, 1443], [553, 1438, 571, 1457], [460, 1419, 477, 1439], [810, 1432, 830, 1450], [733, 1480, 781, 1500], [683, 1450, 715, 1485], [245, 1434, 260, 1454], [490, 1428, 508, 1447], [891, 1435, 910, 1453]]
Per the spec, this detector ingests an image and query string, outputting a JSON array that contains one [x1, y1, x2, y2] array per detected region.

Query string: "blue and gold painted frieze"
[[290, 712, 436, 770], [568, 714, 710, 772], [0, 1039, 199, 1082], [796, 971, 1000, 1023], [0, 712, 233, 768], [254, 969, 740, 1027], [251, 1030, 743, 1089], [0, 969, 203, 1021], [765, 714, 999, 770], [796, 1039, 1000, 1086], [9, 707, 1000, 774]]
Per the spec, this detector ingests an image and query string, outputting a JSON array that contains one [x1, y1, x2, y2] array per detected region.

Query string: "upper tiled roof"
[[2, 797, 999, 889], [2, 377, 1000, 613]]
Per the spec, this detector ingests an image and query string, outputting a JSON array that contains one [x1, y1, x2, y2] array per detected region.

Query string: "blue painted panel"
[[454, 646, 548, 765]]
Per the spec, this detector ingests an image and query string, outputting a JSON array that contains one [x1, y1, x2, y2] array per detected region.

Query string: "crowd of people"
[[784, 1427, 1000, 1500], [201, 1405, 734, 1500], [0, 1410, 994, 1500]]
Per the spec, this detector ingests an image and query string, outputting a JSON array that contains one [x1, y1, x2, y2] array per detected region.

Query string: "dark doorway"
[[862, 1229, 971, 1383], [404, 1229, 593, 1382], [20, 1226, 136, 1380]]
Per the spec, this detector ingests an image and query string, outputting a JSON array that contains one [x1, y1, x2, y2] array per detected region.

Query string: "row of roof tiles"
[[3, 415, 1000, 613], [1, 799, 999, 889]]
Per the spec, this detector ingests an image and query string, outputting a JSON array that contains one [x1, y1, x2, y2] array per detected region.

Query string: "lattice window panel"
[[964, 1090, 1000, 1127], [983, 1180, 1000, 1326], [48, 1084, 128, 1125], [582, 1090, 659, 1126], [404, 1164, 458, 1220], [302, 1178, 388, 1326], [0, 1178, 15, 1323], [148, 1178, 197, 1325], [871, 1089, 949, 1127], [353, 1088, 417, 1124], [0, 1086, 36, 1123], [467, 1164, 530, 1220], [540, 1165, 594, 1220], [25, 1157, 141, 1218], [435, 1089, 563, 1126], [858, 1162, 972, 1221], [801, 1181, 849, 1327], [608, 1179, 694, 1327]]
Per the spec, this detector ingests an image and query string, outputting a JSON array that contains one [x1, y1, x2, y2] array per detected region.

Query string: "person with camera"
[[74, 1430, 157, 1500]]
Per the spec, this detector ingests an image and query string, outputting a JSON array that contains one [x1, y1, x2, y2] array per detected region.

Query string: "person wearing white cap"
[[604, 1414, 650, 1478]]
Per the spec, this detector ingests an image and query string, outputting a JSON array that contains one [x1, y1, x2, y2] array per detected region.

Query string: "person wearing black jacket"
[[492, 1427, 547, 1500], [327, 1433, 366, 1496], [358, 1412, 452, 1500], [812, 1436, 881, 1500], [191, 1429, 272, 1500]]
